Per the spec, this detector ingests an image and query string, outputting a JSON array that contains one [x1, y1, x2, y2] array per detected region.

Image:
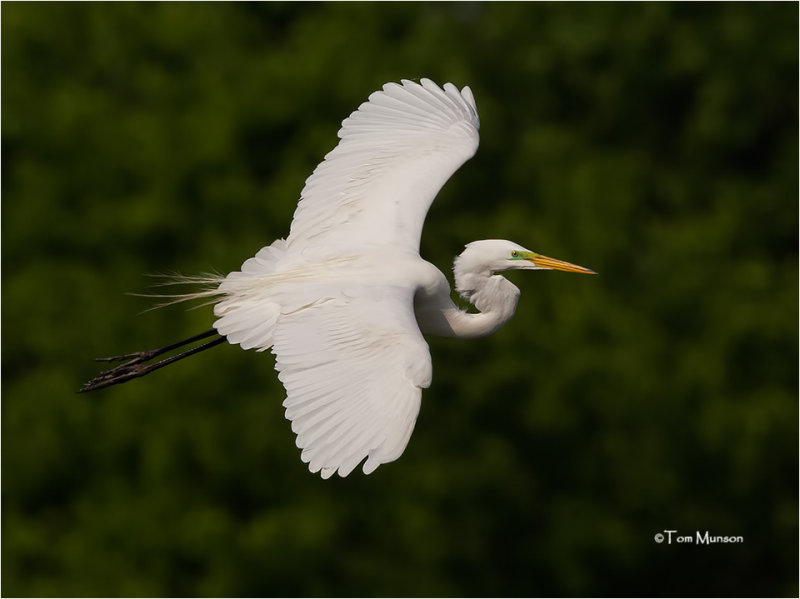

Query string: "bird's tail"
[[134, 239, 289, 352], [211, 239, 289, 352]]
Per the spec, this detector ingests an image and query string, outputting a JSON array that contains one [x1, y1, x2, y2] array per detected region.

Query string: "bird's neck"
[[453, 271, 520, 338], [416, 268, 520, 340]]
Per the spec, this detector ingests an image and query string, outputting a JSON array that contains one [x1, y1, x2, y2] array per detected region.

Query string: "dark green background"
[[3, 3, 797, 597]]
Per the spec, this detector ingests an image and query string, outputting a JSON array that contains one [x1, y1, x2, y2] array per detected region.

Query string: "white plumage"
[[83, 79, 595, 476]]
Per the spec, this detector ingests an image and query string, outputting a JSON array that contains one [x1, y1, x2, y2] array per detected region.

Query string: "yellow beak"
[[530, 254, 596, 274]]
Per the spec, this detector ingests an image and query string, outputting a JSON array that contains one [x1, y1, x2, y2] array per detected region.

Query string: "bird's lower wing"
[[272, 285, 432, 478]]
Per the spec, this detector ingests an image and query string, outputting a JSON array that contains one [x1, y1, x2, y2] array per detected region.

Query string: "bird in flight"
[[81, 78, 595, 478]]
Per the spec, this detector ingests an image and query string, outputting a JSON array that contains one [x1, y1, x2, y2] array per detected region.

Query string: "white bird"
[[81, 78, 595, 478]]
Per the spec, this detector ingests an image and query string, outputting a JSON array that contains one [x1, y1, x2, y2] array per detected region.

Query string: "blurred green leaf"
[[3, 3, 797, 597]]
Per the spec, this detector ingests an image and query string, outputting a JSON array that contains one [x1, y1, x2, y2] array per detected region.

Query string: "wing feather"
[[286, 78, 480, 254], [272, 284, 432, 477]]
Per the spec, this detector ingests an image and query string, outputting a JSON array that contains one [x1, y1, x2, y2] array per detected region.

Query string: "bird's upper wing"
[[286, 78, 480, 254], [273, 282, 432, 478]]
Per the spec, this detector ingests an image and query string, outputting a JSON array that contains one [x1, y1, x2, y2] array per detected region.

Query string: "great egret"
[[81, 78, 595, 478]]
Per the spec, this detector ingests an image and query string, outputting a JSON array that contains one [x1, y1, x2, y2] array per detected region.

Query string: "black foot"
[[79, 330, 224, 393]]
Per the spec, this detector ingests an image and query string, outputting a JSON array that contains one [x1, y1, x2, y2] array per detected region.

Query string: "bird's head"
[[455, 239, 596, 277]]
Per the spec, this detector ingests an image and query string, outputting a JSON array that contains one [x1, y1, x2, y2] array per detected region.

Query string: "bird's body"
[[82, 79, 594, 478]]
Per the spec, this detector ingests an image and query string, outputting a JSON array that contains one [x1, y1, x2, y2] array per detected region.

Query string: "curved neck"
[[452, 273, 520, 338], [415, 269, 520, 340]]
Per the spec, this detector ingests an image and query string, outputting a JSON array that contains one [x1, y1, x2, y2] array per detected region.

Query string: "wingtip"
[[460, 85, 476, 111]]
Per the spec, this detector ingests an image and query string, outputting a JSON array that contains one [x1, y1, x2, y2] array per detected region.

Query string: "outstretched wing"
[[273, 283, 432, 478], [286, 78, 480, 254]]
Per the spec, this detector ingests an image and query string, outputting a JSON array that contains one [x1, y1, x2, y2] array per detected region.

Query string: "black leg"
[[79, 329, 225, 393]]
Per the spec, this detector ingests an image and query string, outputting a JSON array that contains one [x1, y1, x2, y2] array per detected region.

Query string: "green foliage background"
[[3, 3, 797, 597]]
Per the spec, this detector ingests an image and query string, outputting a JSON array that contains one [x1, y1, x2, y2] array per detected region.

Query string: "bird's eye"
[[510, 250, 519, 258]]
